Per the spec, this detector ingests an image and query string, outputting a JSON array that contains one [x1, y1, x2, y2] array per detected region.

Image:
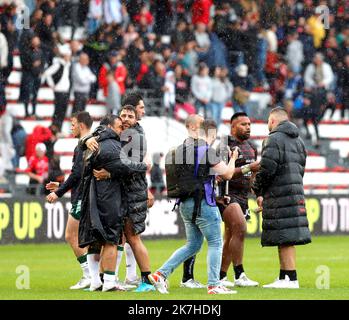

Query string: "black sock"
[[141, 271, 151, 285], [234, 265, 244, 279], [220, 271, 227, 280], [280, 270, 297, 281], [182, 256, 196, 282]]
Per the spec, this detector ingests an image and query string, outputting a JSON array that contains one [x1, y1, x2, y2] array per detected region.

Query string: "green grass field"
[[1, 236, 348, 300]]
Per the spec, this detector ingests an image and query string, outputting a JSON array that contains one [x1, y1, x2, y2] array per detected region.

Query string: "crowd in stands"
[[1, 0, 349, 190]]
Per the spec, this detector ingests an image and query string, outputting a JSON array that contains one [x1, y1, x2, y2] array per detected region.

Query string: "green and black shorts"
[[70, 200, 82, 220]]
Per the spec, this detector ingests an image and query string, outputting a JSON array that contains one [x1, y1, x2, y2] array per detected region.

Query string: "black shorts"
[[217, 195, 250, 221]]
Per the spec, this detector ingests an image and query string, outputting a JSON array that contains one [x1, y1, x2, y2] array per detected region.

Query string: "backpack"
[[165, 140, 210, 199]]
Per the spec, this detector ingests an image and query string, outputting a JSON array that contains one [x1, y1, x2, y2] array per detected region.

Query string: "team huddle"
[[46, 93, 311, 294]]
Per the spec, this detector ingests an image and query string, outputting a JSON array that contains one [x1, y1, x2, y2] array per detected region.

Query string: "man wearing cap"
[[98, 50, 127, 97], [42, 44, 72, 131]]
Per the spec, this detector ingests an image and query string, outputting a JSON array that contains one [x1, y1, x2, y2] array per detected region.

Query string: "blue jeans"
[[210, 102, 225, 126], [158, 198, 223, 286]]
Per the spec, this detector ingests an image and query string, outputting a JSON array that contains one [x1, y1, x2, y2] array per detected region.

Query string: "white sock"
[[78, 254, 90, 278], [103, 272, 116, 288], [87, 254, 101, 286], [115, 245, 124, 280], [125, 243, 138, 281]]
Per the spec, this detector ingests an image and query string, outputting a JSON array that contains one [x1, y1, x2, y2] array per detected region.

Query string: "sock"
[[141, 271, 151, 285], [234, 265, 244, 279], [125, 243, 138, 281], [182, 255, 196, 282], [87, 254, 101, 286], [280, 270, 297, 281], [77, 254, 89, 278], [104, 271, 116, 287], [115, 245, 124, 280], [220, 271, 227, 280]]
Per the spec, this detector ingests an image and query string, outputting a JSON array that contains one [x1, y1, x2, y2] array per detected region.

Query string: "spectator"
[[35, 13, 55, 66], [87, 0, 103, 35], [181, 39, 199, 76], [0, 108, 15, 182], [0, 4, 16, 84], [194, 22, 211, 54], [339, 55, 349, 119], [192, 0, 213, 26], [210, 66, 230, 126], [307, 10, 326, 49], [303, 53, 334, 144], [72, 52, 96, 114], [26, 143, 49, 196], [134, 4, 154, 28], [191, 62, 212, 118], [286, 30, 304, 74], [103, 0, 123, 25], [20, 36, 45, 118], [11, 119, 27, 169], [25, 125, 52, 162], [298, 23, 315, 68], [99, 50, 128, 97], [171, 20, 191, 49], [0, 24, 8, 111], [124, 23, 139, 48], [105, 70, 121, 115], [44, 124, 59, 161], [43, 44, 72, 131], [152, 0, 172, 35], [150, 152, 165, 195], [164, 70, 176, 116], [255, 26, 269, 88], [232, 64, 254, 114]]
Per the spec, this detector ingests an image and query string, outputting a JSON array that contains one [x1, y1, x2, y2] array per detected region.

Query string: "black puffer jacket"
[[79, 128, 147, 248], [80, 123, 148, 235], [120, 123, 148, 235], [252, 120, 311, 247]]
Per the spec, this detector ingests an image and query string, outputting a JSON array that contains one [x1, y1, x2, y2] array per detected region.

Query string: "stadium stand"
[[1, 0, 349, 196]]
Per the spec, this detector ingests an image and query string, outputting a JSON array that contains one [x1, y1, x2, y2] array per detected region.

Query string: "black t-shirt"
[[219, 136, 257, 200]]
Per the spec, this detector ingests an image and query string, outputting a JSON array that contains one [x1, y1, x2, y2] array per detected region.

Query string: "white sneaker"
[[148, 272, 169, 294], [219, 277, 235, 288], [180, 279, 206, 289], [88, 282, 103, 291], [116, 279, 136, 290], [102, 282, 128, 292], [208, 285, 237, 294], [70, 276, 91, 290], [235, 273, 259, 287], [125, 277, 141, 287], [263, 276, 299, 289]]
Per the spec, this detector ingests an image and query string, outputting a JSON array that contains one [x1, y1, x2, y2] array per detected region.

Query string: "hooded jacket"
[[252, 120, 311, 247], [78, 128, 147, 248]]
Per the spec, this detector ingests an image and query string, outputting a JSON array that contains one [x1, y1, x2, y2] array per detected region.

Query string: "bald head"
[[268, 107, 289, 132], [185, 114, 204, 139]]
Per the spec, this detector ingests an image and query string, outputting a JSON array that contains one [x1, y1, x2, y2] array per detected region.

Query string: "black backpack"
[[165, 140, 210, 199]]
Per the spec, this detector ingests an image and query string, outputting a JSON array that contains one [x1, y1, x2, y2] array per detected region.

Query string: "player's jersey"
[[220, 136, 258, 201]]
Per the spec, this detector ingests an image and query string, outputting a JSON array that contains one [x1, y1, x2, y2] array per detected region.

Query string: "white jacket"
[[0, 32, 8, 69], [304, 62, 334, 90], [72, 62, 96, 93], [191, 75, 212, 102], [43, 57, 71, 93]]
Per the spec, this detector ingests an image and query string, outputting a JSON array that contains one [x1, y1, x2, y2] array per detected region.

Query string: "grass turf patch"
[[0, 235, 348, 300]]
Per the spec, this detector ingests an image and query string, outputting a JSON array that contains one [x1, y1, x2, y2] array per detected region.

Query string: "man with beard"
[[85, 103, 154, 292], [216, 112, 260, 287], [46, 111, 93, 290], [78, 114, 148, 292]]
